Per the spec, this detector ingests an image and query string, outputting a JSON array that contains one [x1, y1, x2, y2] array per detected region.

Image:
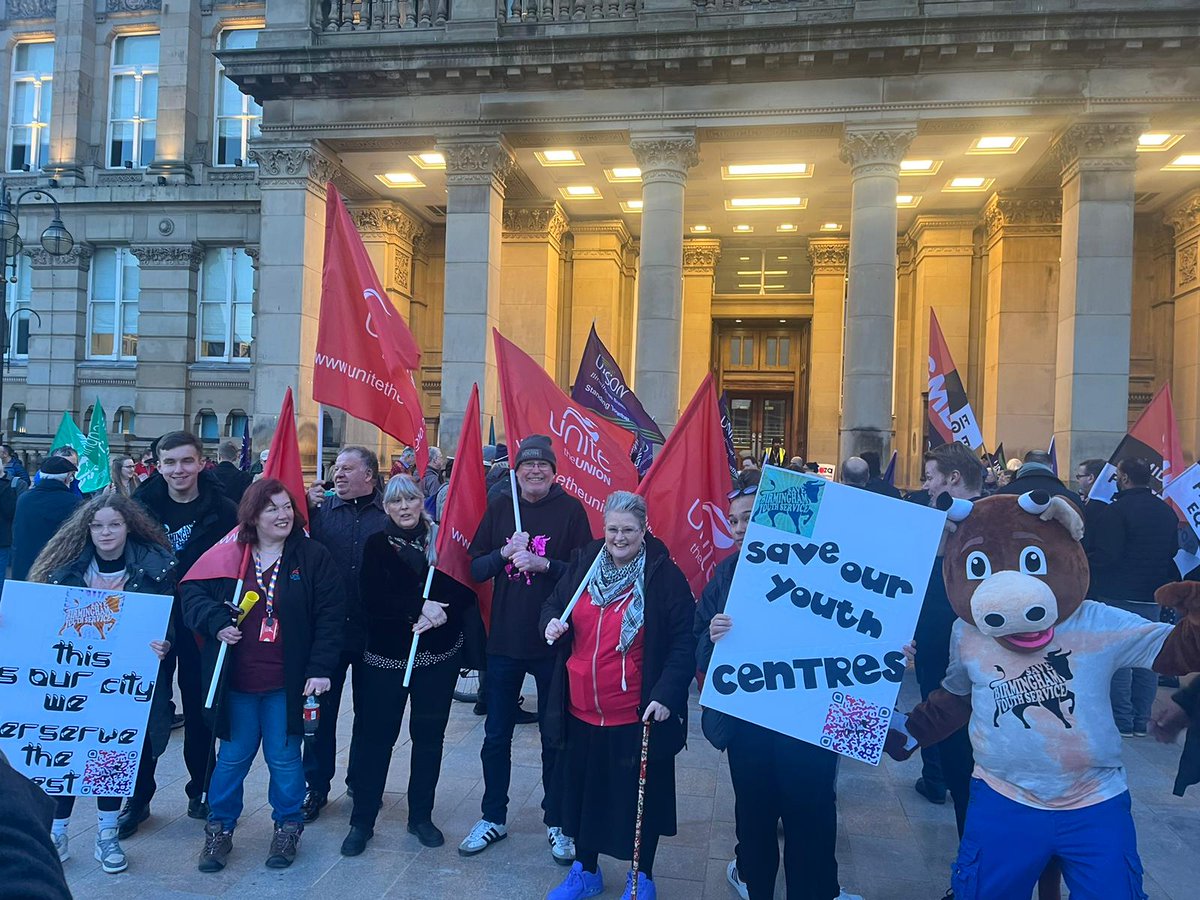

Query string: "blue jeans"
[[1109, 600, 1158, 733], [207, 690, 304, 832], [953, 779, 1147, 900], [480, 652, 556, 825]]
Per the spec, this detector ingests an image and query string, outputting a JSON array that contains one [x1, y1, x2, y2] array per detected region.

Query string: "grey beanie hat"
[[514, 435, 556, 471]]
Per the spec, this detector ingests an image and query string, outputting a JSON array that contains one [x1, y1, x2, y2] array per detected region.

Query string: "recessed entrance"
[[716, 322, 809, 463]]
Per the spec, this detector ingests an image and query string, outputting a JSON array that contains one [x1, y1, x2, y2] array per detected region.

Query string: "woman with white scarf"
[[541, 491, 695, 900]]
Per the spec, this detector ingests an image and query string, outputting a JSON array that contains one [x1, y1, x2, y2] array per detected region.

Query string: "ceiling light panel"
[[722, 162, 812, 180], [967, 136, 1027, 154], [725, 197, 806, 210], [619, 200, 643, 213], [900, 159, 942, 175], [605, 167, 642, 182], [689, 224, 711, 233], [944, 177, 994, 192], [376, 172, 424, 188], [1138, 133, 1184, 152], [536, 149, 584, 167], [820, 222, 841, 231], [1163, 154, 1200, 171], [896, 194, 921, 208], [410, 152, 446, 170], [733, 225, 754, 233], [559, 185, 601, 199]]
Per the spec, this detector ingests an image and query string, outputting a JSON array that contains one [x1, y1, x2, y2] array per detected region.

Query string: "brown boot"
[[265, 821, 302, 868], [198, 822, 232, 872]]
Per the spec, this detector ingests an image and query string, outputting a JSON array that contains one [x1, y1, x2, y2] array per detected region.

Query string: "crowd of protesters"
[[1, 426, 1197, 900]]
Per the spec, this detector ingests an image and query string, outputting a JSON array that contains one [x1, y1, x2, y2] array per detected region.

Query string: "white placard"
[[701, 466, 945, 765], [0, 581, 172, 796]]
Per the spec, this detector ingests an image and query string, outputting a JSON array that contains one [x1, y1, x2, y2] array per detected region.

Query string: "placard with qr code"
[[0, 581, 171, 795], [700, 466, 945, 765]]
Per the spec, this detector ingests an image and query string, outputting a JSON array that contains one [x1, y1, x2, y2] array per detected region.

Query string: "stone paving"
[[60, 674, 1200, 900]]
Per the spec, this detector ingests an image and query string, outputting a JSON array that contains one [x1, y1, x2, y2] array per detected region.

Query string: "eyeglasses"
[[89, 522, 124, 533], [727, 485, 759, 500]]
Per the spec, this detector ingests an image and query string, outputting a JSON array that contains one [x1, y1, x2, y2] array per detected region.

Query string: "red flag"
[[435, 384, 494, 627], [182, 388, 308, 582], [927, 309, 983, 451], [1089, 383, 1185, 504], [637, 374, 734, 598], [494, 329, 636, 533], [314, 186, 427, 475]]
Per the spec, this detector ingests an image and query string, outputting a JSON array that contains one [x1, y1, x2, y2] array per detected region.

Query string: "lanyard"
[[254, 550, 281, 621]]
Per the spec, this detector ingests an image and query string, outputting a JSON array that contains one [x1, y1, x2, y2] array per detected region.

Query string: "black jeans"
[[349, 653, 459, 829], [918, 671, 974, 837], [303, 649, 363, 795], [728, 722, 840, 900], [480, 652, 556, 825], [55, 796, 121, 817]]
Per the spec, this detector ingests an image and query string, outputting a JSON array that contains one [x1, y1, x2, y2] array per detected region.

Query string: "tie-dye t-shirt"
[[942, 600, 1171, 810]]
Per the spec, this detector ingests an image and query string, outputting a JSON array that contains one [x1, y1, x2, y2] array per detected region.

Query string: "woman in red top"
[[541, 491, 695, 900]]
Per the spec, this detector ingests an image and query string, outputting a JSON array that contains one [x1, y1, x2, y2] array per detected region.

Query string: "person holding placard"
[[28, 493, 179, 874], [181, 478, 343, 873], [340, 475, 473, 857], [541, 491, 694, 900]]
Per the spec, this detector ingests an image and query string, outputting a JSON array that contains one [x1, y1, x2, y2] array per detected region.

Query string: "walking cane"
[[631, 719, 652, 900]]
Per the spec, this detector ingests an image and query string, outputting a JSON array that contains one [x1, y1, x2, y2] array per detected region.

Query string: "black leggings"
[[576, 834, 659, 878], [54, 796, 121, 817]]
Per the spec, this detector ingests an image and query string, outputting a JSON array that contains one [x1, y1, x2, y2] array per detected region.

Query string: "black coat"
[[47, 538, 179, 758], [997, 469, 1080, 510], [0, 474, 16, 548], [0, 755, 71, 900], [214, 461, 252, 506], [1086, 487, 1180, 604], [308, 491, 389, 653], [180, 532, 345, 740], [10, 480, 81, 580], [540, 535, 695, 762], [1171, 677, 1200, 796], [134, 469, 238, 577]]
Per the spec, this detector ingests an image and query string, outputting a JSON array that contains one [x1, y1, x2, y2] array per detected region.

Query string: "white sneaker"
[[458, 819, 507, 856], [94, 827, 128, 874], [52, 831, 69, 863], [726, 860, 748, 900], [548, 826, 576, 865]]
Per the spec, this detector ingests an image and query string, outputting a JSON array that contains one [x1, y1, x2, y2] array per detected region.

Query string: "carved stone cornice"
[[7, 0, 56, 19], [437, 138, 516, 190], [349, 203, 425, 247], [682, 239, 721, 275], [131, 243, 205, 270], [983, 193, 1063, 241], [1167, 190, 1200, 239], [96, 0, 161, 23], [838, 126, 916, 175], [1051, 121, 1140, 179], [25, 244, 93, 270], [807, 239, 849, 274], [502, 203, 569, 247], [247, 143, 340, 193], [630, 133, 699, 186]]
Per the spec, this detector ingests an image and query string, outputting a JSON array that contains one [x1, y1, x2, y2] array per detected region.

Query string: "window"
[[199, 248, 254, 360], [728, 335, 754, 368], [88, 247, 140, 359], [7, 41, 53, 173], [195, 409, 219, 442], [226, 409, 248, 438], [107, 34, 159, 168], [7, 253, 32, 358], [213, 29, 262, 167], [114, 406, 135, 435], [765, 337, 790, 368], [8, 404, 26, 435]]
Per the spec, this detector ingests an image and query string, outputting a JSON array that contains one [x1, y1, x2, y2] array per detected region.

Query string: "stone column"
[[568, 221, 632, 372], [1051, 121, 1140, 470], [838, 125, 915, 460], [980, 193, 1062, 452], [1168, 191, 1200, 456], [23, 245, 93, 435], [631, 131, 698, 432], [130, 243, 203, 436], [679, 239, 720, 409], [807, 238, 849, 469], [246, 141, 340, 468], [147, 0, 203, 183], [500, 202, 569, 374], [44, 1, 96, 185], [436, 136, 514, 450]]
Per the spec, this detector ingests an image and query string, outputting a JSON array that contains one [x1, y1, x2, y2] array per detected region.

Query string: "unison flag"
[[927, 309, 983, 450], [637, 374, 735, 598], [1089, 383, 1184, 504], [570, 324, 664, 476], [883, 450, 898, 487], [239, 418, 252, 472], [717, 391, 739, 479], [496, 329, 637, 532], [314, 185, 426, 476]]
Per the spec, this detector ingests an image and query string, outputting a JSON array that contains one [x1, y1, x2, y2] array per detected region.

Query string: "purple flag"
[[883, 450, 898, 486], [571, 324, 664, 475], [239, 418, 252, 471], [717, 391, 739, 480], [1047, 435, 1058, 477]]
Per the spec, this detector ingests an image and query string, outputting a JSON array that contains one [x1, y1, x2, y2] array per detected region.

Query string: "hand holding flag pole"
[[204, 570, 259, 710], [509, 468, 523, 533], [546, 549, 604, 645], [402, 566, 437, 688]]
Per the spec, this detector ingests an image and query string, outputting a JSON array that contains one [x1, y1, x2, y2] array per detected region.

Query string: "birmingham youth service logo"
[[60, 590, 124, 640]]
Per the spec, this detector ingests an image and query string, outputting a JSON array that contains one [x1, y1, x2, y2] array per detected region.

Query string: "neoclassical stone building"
[[3, 0, 1199, 484]]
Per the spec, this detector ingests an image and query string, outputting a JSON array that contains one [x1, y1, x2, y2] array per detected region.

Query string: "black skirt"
[[546, 713, 677, 859]]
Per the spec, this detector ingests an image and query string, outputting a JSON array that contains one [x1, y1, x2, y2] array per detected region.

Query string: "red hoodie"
[[566, 586, 645, 727]]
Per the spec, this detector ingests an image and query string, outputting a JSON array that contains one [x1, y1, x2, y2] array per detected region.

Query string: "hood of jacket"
[[48, 537, 178, 587], [135, 468, 227, 520]]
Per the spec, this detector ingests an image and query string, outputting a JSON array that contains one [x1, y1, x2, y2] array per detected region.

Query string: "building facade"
[[2, 0, 1198, 484]]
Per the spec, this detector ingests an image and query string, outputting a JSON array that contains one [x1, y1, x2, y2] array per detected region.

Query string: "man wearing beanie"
[[460, 434, 592, 864]]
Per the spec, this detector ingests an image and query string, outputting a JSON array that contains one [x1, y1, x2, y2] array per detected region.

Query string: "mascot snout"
[[969, 570, 1060, 652]]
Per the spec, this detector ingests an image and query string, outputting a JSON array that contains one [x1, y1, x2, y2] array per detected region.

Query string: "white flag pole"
[[402, 565, 436, 688], [548, 549, 604, 645], [315, 403, 325, 482], [509, 467, 523, 533]]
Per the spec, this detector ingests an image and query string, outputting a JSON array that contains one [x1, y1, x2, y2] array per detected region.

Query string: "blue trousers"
[[207, 690, 305, 832], [952, 779, 1147, 900]]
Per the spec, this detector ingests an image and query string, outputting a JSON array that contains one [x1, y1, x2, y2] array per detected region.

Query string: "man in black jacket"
[[459, 435, 592, 863], [997, 450, 1079, 509], [127, 431, 238, 832], [213, 440, 252, 505], [0, 468, 18, 585], [9, 456, 80, 581], [0, 752, 71, 900], [1087, 456, 1181, 736]]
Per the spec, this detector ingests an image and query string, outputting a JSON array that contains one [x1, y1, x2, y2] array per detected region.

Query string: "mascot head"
[[941, 491, 1087, 653]]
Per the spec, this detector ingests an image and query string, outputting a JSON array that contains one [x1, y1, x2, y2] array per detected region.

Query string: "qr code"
[[820, 692, 890, 765], [81, 749, 139, 796]]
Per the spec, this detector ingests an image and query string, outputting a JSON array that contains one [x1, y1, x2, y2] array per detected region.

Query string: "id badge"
[[259, 617, 280, 643]]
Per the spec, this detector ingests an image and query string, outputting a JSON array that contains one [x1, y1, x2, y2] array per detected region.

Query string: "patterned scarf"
[[589, 544, 647, 654]]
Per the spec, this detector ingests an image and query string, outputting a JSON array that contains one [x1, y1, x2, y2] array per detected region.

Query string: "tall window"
[[7, 41, 53, 172], [8, 404, 26, 435], [199, 248, 254, 360], [195, 409, 219, 442], [7, 253, 32, 358], [107, 34, 159, 168], [114, 406, 135, 435], [226, 409, 248, 438], [88, 248, 139, 359], [213, 29, 262, 166]]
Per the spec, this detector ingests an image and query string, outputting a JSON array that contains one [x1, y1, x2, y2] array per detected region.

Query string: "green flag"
[[49, 411, 85, 455], [77, 400, 111, 493]]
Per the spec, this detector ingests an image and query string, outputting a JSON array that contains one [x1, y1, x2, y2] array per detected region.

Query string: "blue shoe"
[[547, 861, 604, 900], [620, 870, 656, 900]]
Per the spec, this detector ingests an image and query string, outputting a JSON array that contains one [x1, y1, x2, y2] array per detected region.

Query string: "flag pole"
[[315, 403, 325, 482], [509, 468, 523, 533], [402, 565, 436, 688], [548, 549, 604, 645], [204, 543, 253, 709]]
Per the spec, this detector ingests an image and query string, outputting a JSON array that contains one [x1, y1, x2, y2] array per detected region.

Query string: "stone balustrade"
[[318, 0, 448, 31], [501, 0, 641, 22]]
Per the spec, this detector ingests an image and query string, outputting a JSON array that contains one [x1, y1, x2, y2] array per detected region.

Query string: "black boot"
[[340, 825, 373, 857]]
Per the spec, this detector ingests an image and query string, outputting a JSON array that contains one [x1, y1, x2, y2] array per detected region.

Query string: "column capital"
[[1167, 189, 1200, 239], [630, 131, 699, 186], [502, 202, 570, 248], [807, 238, 849, 274], [1051, 121, 1141, 180], [25, 243, 93, 270], [437, 136, 516, 190], [348, 202, 426, 247], [838, 125, 916, 175], [983, 191, 1063, 242], [682, 238, 721, 275], [248, 141, 341, 194], [130, 242, 205, 271]]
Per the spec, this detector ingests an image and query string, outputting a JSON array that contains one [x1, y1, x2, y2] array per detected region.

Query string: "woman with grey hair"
[[541, 491, 695, 900], [339, 475, 475, 856]]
